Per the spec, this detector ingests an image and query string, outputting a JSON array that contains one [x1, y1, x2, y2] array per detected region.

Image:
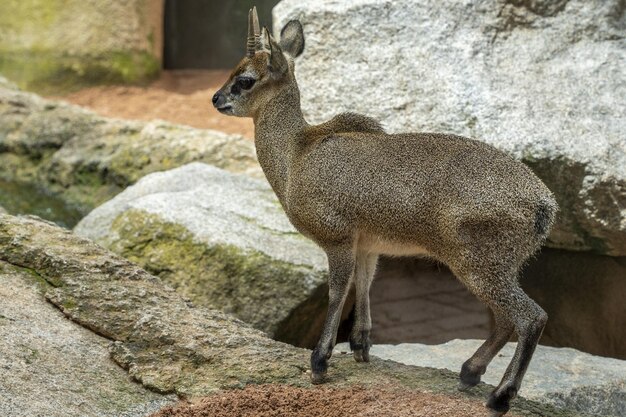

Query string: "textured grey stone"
[[0, 213, 309, 398], [0, 260, 175, 417], [335, 339, 626, 416], [75, 163, 328, 342], [0, 86, 262, 213], [274, 0, 626, 255]]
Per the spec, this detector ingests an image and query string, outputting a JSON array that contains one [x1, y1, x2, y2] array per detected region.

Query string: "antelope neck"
[[253, 82, 308, 202]]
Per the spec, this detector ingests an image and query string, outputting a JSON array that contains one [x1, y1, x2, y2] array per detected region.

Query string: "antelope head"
[[212, 6, 305, 118]]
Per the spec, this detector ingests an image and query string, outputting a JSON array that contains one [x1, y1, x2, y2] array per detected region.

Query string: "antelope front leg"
[[350, 251, 378, 362], [310, 245, 355, 384]]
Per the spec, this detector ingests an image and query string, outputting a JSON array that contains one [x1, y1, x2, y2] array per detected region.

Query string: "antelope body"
[[213, 8, 557, 416]]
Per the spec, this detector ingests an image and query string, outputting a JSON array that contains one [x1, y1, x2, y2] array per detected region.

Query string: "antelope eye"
[[237, 77, 256, 90]]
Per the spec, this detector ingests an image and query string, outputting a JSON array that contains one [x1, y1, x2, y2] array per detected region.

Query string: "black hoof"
[[349, 331, 371, 363], [311, 371, 327, 384], [458, 380, 475, 392], [459, 361, 484, 391], [353, 348, 370, 363], [486, 385, 517, 415], [311, 347, 328, 381]]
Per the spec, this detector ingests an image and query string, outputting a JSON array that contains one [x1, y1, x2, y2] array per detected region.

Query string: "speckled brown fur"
[[214, 15, 558, 417]]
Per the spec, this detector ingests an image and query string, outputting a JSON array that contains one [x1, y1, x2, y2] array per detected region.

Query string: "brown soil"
[[53, 70, 254, 139], [150, 384, 514, 417]]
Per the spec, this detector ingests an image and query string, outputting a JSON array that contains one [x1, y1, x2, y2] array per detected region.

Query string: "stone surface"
[[0, 213, 585, 416], [334, 339, 626, 417], [274, 0, 626, 256], [0, 86, 261, 216], [0, 261, 175, 417], [0, 213, 306, 398], [0, 0, 163, 92], [75, 163, 328, 344]]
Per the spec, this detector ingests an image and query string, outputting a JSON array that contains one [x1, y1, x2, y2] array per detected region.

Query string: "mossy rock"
[[75, 163, 329, 345], [0, 260, 175, 417], [0, 0, 163, 93], [0, 50, 160, 95], [0, 86, 261, 225]]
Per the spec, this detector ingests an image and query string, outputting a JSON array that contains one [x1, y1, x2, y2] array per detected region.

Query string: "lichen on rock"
[[75, 163, 329, 344]]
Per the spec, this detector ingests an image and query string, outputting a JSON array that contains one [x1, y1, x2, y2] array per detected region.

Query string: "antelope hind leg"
[[459, 311, 514, 390]]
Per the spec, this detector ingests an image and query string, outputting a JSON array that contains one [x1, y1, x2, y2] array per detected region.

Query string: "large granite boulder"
[[274, 0, 626, 256], [0, 0, 163, 92], [0, 86, 261, 217], [335, 340, 626, 417], [75, 163, 329, 346], [0, 260, 175, 417], [0, 213, 587, 416]]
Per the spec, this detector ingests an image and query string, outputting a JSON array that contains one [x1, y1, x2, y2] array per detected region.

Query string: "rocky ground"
[[334, 341, 626, 416], [0, 260, 175, 416], [0, 213, 587, 417]]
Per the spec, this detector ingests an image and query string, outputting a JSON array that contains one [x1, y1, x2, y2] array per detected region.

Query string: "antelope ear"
[[279, 20, 304, 58], [265, 27, 289, 75]]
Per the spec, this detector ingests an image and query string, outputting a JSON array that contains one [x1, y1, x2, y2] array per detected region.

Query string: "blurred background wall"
[[0, 0, 163, 93], [0, 0, 280, 93], [163, 0, 279, 69]]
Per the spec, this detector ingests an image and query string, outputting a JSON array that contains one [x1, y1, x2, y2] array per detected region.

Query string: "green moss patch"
[[0, 50, 160, 95], [109, 209, 326, 341]]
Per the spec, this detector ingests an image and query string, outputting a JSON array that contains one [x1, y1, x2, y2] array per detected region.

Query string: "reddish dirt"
[[53, 70, 255, 139], [150, 384, 514, 417]]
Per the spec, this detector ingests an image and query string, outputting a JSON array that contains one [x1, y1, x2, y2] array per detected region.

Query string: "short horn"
[[246, 6, 261, 57]]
